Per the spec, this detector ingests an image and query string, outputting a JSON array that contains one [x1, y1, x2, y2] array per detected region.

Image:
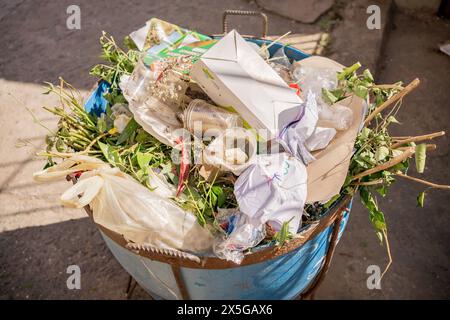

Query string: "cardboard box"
[[298, 56, 366, 203], [306, 94, 365, 202], [190, 30, 303, 138]]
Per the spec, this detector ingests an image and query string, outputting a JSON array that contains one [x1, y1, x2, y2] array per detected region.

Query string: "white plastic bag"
[[111, 103, 132, 133], [305, 127, 337, 152], [277, 90, 319, 164], [234, 152, 307, 234], [34, 155, 213, 254]]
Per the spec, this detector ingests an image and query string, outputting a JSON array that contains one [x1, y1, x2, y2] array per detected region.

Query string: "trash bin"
[[82, 10, 353, 300]]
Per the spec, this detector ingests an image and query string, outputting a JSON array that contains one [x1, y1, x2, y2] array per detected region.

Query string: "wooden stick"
[[351, 147, 415, 181], [266, 56, 288, 62], [372, 84, 404, 90], [364, 78, 420, 125], [378, 229, 392, 285], [352, 179, 385, 186], [396, 144, 437, 152], [391, 131, 445, 149], [262, 31, 292, 51], [395, 172, 450, 189]]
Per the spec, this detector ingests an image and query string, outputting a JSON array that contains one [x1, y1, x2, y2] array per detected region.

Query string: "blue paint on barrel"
[[101, 203, 351, 300], [180, 206, 350, 300], [86, 37, 352, 300]]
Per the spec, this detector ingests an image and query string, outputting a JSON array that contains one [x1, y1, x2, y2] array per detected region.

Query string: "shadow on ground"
[[0, 217, 150, 299]]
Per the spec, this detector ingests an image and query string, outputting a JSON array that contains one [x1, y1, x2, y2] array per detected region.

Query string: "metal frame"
[[222, 10, 268, 38]]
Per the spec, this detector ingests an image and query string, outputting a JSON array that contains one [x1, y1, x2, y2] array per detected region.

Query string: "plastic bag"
[[291, 62, 353, 131], [277, 90, 319, 164], [317, 103, 354, 131], [129, 96, 182, 147], [213, 211, 266, 264], [234, 152, 307, 234], [292, 63, 338, 99], [305, 127, 337, 152], [271, 46, 291, 68], [122, 57, 162, 104], [202, 127, 257, 176], [33, 155, 213, 254]]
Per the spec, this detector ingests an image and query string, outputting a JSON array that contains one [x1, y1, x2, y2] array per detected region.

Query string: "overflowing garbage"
[[35, 18, 448, 266]]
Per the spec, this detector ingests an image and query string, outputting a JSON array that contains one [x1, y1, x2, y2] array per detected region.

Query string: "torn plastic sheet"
[[213, 212, 266, 265]]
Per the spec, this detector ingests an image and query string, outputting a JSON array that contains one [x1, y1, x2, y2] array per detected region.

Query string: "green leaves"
[[212, 186, 226, 208], [375, 146, 390, 162], [386, 115, 400, 125], [96, 114, 109, 133], [359, 187, 387, 243], [322, 88, 339, 105], [353, 85, 369, 99], [274, 219, 294, 246], [90, 32, 139, 106], [415, 143, 427, 173], [98, 141, 121, 166], [117, 118, 139, 145], [338, 62, 362, 81], [136, 151, 152, 171], [363, 69, 374, 82], [417, 191, 426, 207]]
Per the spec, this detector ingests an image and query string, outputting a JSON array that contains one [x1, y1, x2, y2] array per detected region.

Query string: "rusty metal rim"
[[83, 195, 351, 270]]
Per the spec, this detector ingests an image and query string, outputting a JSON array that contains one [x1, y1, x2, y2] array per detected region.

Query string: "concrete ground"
[[0, 0, 449, 299]]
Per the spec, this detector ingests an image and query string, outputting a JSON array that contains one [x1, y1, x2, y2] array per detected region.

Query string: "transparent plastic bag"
[[317, 103, 354, 131], [124, 54, 189, 107], [292, 64, 338, 99], [271, 46, 291, 68], [122, 57, 162, 104], [291, 63, 353, 131], [213, 212, 266, 265], [129, 96, 182, 147], [33, 155, 213, 254]]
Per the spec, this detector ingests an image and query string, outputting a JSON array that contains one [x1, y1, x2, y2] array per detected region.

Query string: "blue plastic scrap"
[[84, 80, 110, 116]]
